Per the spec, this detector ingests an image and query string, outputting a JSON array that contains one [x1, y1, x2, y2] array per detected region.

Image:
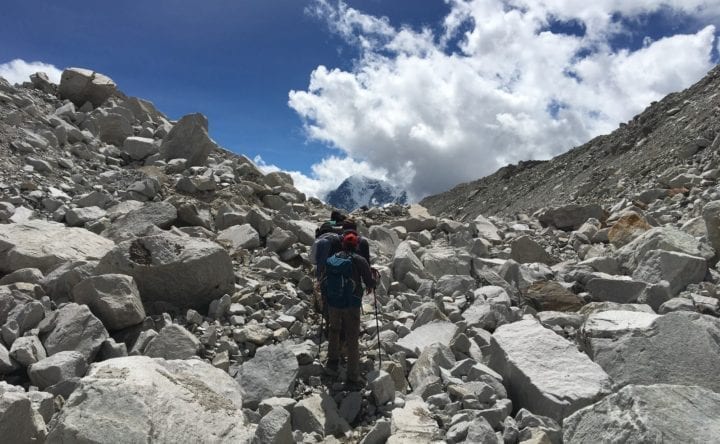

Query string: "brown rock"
[[523, 281, 584, 312], [608, 213, 651, 247]]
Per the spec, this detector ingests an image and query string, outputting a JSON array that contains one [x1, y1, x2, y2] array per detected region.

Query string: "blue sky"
[[2, 0, 720, 200]]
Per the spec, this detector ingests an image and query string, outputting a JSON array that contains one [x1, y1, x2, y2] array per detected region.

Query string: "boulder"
[[538, 204, 604, 231], [408, 343, 455, 391], [586, 312, 720, 392], [160, 113, 216, 167], [65, 206, 107, 227], [523, 281, 584, 312], [236, 343, 298, 409], [388, 398, 441, 443], [395, 321, 458, 358], [510, 236, 558, 265], [489, 319, 611, 423], [122, 136, 158, 160], [368, 225, 400, 256], [95, 113, 133, 146], [0, 392, 47, 444], [578, 310, 659, 356], [10, 336, 46, 367], [216, 224, 261, 253], [291, 392, 350, 438], [72, 274, 146, 330], [392, 241, 425, 281], [422, 248, 471, 278], [46, 356, 254, 443], [632, 250, 706, 295], [702, 200, 720, 257], [0, 220, 114, 274], [96, 232, 234, 313], [101, 201, 177, 243], [608, 213, 651, 247], [615, 226, 714, 271], [473, 215, 502, 243], [563, 384, 720, 444], [254, 407, 292, 444], [144, 324, 201, 360], [367, 370, 395, 406], [42, 303, 108, 362], [28, 351, 88, 390], [586, 274, 647, 304], [58, 67, 117, 107]]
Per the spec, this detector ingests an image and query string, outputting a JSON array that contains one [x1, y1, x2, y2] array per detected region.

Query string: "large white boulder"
[[236, 343, 298, 409], [46, 356, 254, 443], [160, 113, 216, 167], [632, 250, 706, 295], [0, 220, 114, 274], [96, 232, 234, 313], [489, 319, 611, 423], [395, 321, 458, 358], [564, 384, 720, 443]]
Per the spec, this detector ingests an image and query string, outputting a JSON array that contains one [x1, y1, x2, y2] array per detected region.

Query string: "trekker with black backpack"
[[323, 232, 376, 388]]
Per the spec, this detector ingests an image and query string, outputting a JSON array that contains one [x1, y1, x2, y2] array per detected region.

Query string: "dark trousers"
[[327, 306, 361, 382]]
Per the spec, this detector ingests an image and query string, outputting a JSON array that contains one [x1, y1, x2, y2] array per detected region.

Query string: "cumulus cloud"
[[288, 0, 719, 201], [254, 155, 395, 200], [0, 59, 62, 85]]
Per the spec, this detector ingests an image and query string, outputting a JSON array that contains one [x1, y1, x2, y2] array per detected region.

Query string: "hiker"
[[341, 218, 371, 264], [324, 232, 376, 387], [311, 222, 342, 315]]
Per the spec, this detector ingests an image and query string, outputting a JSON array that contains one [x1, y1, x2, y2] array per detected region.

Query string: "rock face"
[[160, 113, 216, 166], [563, 384, 720, 443], [489, 319, 611, 423], [57, 67, 117, 107], [587, 312, 720, 392], [0, 220, 114, 273], [46, 356, 254, 443], [96, 233, 234, 313]]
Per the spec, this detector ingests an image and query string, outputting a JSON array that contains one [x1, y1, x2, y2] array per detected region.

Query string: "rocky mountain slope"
[[0, 67, 719, 443], [421, 64, 720, 222], [326, 175, 408, 212]]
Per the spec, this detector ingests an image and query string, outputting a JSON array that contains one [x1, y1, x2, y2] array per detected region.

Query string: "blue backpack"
[[323, 252, 358, 308]]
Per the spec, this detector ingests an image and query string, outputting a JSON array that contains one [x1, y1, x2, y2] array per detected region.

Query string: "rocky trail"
[[0, 67, 719, 444]]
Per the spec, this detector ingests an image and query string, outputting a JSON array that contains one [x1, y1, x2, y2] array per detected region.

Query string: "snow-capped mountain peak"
[[325, 175, 408, 211]]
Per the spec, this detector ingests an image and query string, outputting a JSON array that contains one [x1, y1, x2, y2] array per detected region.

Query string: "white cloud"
[[288, 0, 719, 200], [254, 155, 394, 200], [0, 59, 62, 85]]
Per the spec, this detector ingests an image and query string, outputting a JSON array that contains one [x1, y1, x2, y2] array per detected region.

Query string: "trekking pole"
[[372, 287, 382, 370]]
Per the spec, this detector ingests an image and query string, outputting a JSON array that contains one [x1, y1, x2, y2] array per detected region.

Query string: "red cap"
[[342, 232, 359, 248]]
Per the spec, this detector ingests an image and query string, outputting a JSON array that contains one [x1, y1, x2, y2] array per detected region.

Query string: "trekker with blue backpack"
[[323, 231, 376, 388]]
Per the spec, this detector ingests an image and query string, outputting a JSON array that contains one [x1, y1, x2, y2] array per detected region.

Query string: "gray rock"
[[368, 225, 401, 256], [0, 343, 18, 373], [144, 324, 200, 360], [408, 343, 455, 392], [563, 384, 720, 444], [464, 417, 499, 443], [339, 391, 362, 423], [422, 248, 471, 279], [473, 215, 502, 243], [368, 370, 396, 406], [489, 319, 611, 423], [42, 303, 109, 362], [46, 356, 254, 443], [58, 67, 117, 107], [65, 206, 107, 227], [702, 200, 720, 257], [73, 274, 146, 330], [96, 232, 234, 313], [95, 112, 133, 145], [291, 392, 350, 438], [659, 297, 695, 313], [359, 419, 391, 444], [10, 335, 46, 366], [41, 260, 97, 303], [538, 204, 604, 231], [258, 397, 297, 416], [216, 224, 261, 253], [254, 407, 293, 444], [101, 201, 177, 242], [510, 236, 558, 265], [27, 350, 87, 389], [435, 275, 476, 297], [579, 310, 659, 355], [632, 250, 706, 295], [392, 241, 425, 281], [0, 392, 47, 444], [395, 321, 458, 358], [236, 343, 298, 409], [588, 312, 720, 392], [586, 274, 647, 304], [122, 136, 158, 160], [0, 220, 114, 274], [160, 113, 216, 166], [266, 228, 297, 253], [615, 226, 714, 271]]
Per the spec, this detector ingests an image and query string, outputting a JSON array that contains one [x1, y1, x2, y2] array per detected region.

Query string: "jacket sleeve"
[[355, 256, 376, 290], [359, 238, 371, 264], [315, 239, 329, 279]]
